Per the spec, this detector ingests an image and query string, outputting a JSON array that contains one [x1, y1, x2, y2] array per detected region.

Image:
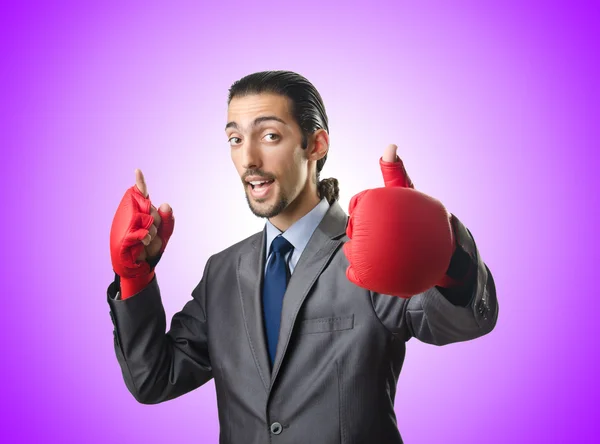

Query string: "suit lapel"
[[237, 227, 272, 392], [237, 201, 349, 393], [270, 201, 348, 387]]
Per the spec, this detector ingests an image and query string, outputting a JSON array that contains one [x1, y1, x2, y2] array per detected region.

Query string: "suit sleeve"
[[107, 257, 214, 404], [370, 215, 498, 345]]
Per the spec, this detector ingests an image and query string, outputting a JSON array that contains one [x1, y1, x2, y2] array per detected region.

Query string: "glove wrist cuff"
[[119, 270, 155, 299]]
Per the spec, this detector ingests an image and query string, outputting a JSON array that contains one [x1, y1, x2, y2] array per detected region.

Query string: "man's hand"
[[380, 143, 414, 188], [109, 169, 175, 299], [134, 169, 174, 262], [343, 144, 455, 298]]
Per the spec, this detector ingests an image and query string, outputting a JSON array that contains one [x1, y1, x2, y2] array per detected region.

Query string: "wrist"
[[120, 270, 155, 299]]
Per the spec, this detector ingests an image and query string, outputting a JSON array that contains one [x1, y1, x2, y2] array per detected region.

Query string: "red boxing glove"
[[343, 153, 455, 298], [110, 183, 174, 299]]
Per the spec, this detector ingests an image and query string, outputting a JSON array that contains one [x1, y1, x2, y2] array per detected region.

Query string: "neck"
[[269, 181, 321, 232]]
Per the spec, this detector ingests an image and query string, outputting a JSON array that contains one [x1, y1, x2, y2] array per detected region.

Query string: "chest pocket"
[[298, 314, 354, 334]]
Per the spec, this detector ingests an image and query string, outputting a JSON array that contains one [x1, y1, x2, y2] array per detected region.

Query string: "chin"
[[245, 190, 288, 219]]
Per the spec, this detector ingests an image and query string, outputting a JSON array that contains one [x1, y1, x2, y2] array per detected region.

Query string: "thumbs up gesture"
[[109, 169, 175, 299], [343, 145, 455, 298]]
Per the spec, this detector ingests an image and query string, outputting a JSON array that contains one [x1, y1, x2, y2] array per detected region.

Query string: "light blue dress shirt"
[[264, 198, 330, 277]]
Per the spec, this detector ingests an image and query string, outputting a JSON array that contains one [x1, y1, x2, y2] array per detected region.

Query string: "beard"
[[244, 185, 289, 218]]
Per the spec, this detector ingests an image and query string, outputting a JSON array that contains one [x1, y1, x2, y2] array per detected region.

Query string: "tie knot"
[[270, 235, 293, 255]]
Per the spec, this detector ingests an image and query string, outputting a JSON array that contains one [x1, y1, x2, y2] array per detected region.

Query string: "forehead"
[[226, 93, 292, 129]]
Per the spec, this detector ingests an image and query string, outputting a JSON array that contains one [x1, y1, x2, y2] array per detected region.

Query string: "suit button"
[[270, 422, 282, 435]]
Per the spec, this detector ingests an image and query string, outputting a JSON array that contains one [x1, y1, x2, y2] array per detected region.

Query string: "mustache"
[[242, 169, 275, 182]]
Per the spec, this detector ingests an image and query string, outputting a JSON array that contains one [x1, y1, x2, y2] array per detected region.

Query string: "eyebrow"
[[225, 116, 288, 132]]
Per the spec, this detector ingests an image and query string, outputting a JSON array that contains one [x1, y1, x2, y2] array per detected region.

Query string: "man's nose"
[[241, 141, 262, 170]]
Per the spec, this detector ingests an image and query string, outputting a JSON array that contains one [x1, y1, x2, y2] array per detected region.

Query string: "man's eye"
[[264, 133, 280, 141], [228, 137, 241, 145]]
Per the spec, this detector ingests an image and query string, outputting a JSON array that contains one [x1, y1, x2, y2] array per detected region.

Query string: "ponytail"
[[317, 177, 340, 204]]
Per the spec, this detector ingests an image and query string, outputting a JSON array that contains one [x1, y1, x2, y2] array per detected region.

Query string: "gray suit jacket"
[[107, 200, 498, 444]]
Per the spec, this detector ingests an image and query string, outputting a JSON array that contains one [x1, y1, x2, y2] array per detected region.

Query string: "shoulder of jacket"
[[209, 230, 263, 263]]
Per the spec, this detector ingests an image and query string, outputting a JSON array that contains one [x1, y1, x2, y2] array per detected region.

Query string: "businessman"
[[107, 70, 498, 444]]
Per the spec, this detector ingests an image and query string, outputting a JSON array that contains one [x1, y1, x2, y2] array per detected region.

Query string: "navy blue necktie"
[[263, 235, 294, 366]]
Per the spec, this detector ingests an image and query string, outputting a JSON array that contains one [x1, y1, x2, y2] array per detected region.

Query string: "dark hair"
[[227, 70, 339, 204]]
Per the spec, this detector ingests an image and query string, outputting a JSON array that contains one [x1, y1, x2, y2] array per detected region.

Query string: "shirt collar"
[[265, 198, 330, 256]]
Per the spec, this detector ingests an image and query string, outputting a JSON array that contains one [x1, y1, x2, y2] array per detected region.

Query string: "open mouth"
[[248, 179, 275, 190], [247, 178, 275, 198]]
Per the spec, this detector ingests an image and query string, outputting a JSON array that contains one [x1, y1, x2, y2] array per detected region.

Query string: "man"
[[107, 70, 498, 443]]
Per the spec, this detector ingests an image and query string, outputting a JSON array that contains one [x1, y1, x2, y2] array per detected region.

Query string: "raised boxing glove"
[[343, 155, 455, 298], [110, 184, 174, 299]]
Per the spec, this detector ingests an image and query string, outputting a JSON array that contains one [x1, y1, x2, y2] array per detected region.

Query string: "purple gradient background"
[[2, 0, 598, 442]]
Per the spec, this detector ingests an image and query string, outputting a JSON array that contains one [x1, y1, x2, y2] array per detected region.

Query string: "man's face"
[[226, 93, 309, 218]]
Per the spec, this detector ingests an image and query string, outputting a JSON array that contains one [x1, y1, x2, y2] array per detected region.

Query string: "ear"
[[308, 129, 329, 161]]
